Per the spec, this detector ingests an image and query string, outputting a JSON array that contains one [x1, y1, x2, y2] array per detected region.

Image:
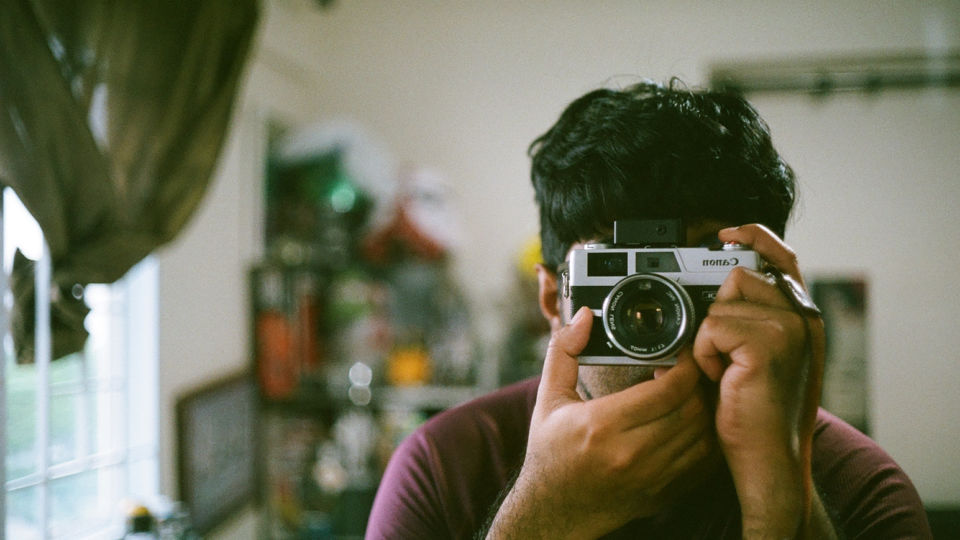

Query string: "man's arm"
[[695, 224, 836, 539]]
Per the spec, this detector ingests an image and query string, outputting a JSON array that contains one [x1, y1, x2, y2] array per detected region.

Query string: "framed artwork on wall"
[[176, 372, 258, 535], [811, 276, 869, 434]]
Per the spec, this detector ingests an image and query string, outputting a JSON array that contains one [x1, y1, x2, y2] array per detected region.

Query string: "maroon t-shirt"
[[367, 378, 931, 539]]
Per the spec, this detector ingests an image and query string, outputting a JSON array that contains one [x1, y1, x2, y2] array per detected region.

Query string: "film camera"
[[560, 219, 761, 365]]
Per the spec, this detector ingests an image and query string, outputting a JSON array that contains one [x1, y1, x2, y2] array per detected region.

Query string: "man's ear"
[[535, 263, 564, 332]]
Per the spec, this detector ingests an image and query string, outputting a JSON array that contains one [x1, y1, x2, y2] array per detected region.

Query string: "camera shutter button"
[[721, 241, 744, 251]]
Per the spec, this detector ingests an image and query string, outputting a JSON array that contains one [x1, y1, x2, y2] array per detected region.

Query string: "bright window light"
[[2, 188, 159, 539]]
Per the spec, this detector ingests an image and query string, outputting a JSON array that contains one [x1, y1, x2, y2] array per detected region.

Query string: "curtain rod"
[[709, 51, 960, 96]]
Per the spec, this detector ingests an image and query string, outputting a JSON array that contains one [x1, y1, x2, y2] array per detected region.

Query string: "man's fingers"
[[538, 306, 593, 401], [718, 224, 804, 286], [681, 339, 724, 383], [693, 311, 806, 376], [714, 267, 791, 310], [598, 353, 703, 427]]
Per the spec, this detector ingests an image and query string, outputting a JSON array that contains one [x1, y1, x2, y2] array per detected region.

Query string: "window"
[[3, 189, 159, 539]]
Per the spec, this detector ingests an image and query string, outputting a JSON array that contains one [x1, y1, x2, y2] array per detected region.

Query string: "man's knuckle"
[[699, 314, 722, 335], [607, 448, 636, 475], [581, 407, 616, 445]]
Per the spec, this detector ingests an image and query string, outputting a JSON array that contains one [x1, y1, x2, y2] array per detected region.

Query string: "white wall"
[[155, 1, 960, 535], [753, 90, 960, 505]]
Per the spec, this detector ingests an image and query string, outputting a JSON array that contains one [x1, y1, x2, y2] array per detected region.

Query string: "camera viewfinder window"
[[587, 252, 628, 276], [636, 252, 681, 273]]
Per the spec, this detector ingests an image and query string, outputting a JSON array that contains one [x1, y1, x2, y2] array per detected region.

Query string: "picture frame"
[[176, 372, 258, 535], [810, 275, 869, 434]]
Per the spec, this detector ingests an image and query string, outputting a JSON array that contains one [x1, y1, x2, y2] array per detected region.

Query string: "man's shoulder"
[[812, 407, 904, 481], [812, 408, 930, 536], [418, 376, 540, 446], [370, 377, 540, 537], [813, 408, 888, 462]]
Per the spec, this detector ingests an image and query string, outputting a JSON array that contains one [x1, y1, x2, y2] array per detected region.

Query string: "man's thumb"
[[538, 306, 592, 398]]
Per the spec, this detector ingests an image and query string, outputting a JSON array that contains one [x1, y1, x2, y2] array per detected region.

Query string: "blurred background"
[[2, 0, 958, 538]]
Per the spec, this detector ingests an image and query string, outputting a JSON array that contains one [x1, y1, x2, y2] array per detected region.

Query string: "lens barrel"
[[601, 273, 694, 360]]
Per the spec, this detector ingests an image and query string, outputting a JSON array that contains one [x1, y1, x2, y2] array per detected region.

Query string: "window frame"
[[2, 188, 160, 540]]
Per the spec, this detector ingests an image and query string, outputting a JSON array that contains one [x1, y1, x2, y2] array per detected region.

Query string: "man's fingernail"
[[572, 307, 589, 323]]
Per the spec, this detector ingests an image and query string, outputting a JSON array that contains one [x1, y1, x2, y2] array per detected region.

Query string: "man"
[[366, 80, 930, 538]]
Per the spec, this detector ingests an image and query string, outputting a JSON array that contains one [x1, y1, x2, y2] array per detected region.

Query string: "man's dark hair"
[[529, 79, 796, 272]]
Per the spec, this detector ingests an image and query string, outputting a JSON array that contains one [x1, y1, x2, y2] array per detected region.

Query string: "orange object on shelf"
[[386, 344, 431, 386]]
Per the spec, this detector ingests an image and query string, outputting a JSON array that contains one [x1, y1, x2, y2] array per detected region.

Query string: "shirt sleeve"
[[812, 410, 932, 539]]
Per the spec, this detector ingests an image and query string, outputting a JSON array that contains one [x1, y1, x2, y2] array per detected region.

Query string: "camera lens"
[[601, 274, 695, 360]]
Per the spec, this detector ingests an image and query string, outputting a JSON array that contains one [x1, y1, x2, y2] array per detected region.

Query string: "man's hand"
[[694, 224, 831, 539], [487, 307, 719, 539]]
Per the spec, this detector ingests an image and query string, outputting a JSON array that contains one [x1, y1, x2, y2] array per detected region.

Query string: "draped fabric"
[[0, 0, 260, 363]]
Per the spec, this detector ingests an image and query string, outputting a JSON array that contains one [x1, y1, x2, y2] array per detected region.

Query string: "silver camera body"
[[560, 220, 761, 366]]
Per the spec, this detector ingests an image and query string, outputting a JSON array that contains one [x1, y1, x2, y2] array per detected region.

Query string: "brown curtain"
[[0, 0, 259, 363]]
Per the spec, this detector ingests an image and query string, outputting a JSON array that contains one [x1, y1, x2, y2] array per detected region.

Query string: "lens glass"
[[622, 299, 665, 336]]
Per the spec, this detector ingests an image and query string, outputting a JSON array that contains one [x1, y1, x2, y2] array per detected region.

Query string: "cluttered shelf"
[[244, 121, 544, 539]]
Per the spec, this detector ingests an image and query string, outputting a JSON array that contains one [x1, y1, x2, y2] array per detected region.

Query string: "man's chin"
[[577, 364, 658, 399]]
